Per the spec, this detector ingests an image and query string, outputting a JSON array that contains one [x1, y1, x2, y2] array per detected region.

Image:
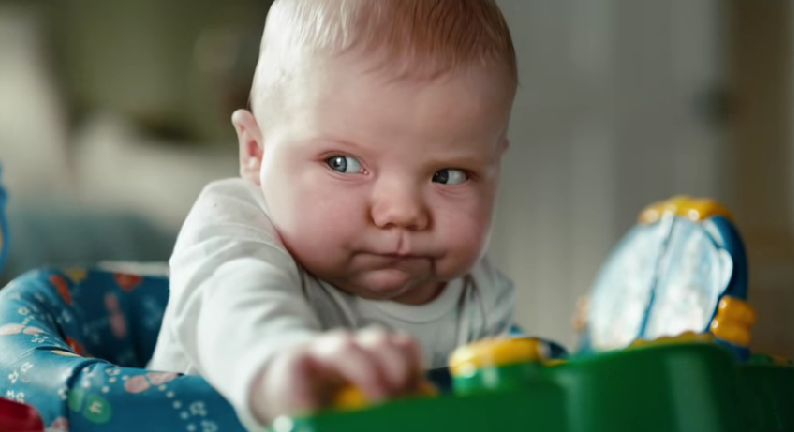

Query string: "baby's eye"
[[432, 169, 468, 185], [326, 156, 364, 173]]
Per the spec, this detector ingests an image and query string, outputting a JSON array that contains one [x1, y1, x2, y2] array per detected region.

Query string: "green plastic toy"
[[270, 337, 794, 432]]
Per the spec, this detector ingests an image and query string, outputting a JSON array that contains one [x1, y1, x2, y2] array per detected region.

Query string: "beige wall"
[[728, 0, 794, 357]]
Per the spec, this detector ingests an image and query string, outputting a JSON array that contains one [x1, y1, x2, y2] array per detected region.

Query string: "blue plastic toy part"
[[579, 200, 750, 360], [508, 323, 524, 336]]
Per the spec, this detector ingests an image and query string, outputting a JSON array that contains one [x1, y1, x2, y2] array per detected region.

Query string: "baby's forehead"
[[261, 61, 513, 157], [252, 67, 511, 155], [273, 54, 512, 114]]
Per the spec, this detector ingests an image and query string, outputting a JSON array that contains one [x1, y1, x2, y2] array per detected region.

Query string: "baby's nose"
[[370, 186, 430, 231]]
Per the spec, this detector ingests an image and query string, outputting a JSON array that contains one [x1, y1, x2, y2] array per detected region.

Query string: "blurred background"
[[0, 0, 792, 355]]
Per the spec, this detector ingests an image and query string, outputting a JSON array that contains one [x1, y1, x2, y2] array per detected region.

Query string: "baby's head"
[[233, 0, 516, 305]]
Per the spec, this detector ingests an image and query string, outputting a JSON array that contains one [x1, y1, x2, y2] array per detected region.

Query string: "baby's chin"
[[338, 268, 442, 305]]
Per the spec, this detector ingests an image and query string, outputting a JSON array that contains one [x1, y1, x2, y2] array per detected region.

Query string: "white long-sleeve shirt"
[[148, 178, 515, 430]]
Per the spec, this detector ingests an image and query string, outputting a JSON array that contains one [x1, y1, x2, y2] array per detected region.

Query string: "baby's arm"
[[168, 184, 318, 428], [166, 180, 422, 428]]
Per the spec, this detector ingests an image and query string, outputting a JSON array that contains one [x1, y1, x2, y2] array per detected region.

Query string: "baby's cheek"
[[302, 187, 364, 229], [281, 186, 361, 256], [447, 226, 486, 258], [438, 210, 490, 270]]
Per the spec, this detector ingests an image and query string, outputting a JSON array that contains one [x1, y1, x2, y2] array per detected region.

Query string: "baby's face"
[[256, 56, 514, 305]]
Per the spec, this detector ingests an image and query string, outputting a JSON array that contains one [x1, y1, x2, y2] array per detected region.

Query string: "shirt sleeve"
[[167, 179, 320, 431]]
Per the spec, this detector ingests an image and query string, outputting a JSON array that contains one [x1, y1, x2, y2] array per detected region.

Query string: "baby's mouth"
[[378, 253, 424, 260], [359, 252, 432, 269]]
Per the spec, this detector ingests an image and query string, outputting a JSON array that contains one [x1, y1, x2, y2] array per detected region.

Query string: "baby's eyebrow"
[[293, 136, 363, 151], [307, 134, 364, 148], [424, 152, 492, 168]]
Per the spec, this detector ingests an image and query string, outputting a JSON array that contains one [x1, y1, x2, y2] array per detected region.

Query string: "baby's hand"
[[249, 328, 423, 424]]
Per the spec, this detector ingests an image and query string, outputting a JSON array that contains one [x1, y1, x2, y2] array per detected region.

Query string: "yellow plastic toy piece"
[[542, 358, 567, 367], [639, 195, 734, 225], [769, 355, 794, 366], [628, 331, 714, 349], [332, 385, 370, 411], [449, 337, 546, 377], [415, 381, 438, 397], [332, 381, 437, 412], [709, 296, 757, 347]]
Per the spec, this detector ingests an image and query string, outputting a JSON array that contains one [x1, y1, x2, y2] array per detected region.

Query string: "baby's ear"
[[232, 110, 263, 184]]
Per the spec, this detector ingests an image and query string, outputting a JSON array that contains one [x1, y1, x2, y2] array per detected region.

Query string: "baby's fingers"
[[250, 350, 327, 422], [311, 331, 392, 401], [356, 328, 423, 392]]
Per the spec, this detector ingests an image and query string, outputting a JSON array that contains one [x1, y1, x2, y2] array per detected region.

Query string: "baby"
[[149, 0, 519, 429]]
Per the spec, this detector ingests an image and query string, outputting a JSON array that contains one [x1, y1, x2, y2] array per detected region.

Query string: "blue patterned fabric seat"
[[0, 266, 244, 432], [0, 166, 253, 431]]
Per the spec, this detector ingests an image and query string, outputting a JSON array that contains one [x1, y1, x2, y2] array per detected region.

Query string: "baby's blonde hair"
[[251, 0, 517, 116]]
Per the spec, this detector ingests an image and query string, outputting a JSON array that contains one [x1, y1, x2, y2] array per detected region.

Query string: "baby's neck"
[[390, 281, 446, 306]]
